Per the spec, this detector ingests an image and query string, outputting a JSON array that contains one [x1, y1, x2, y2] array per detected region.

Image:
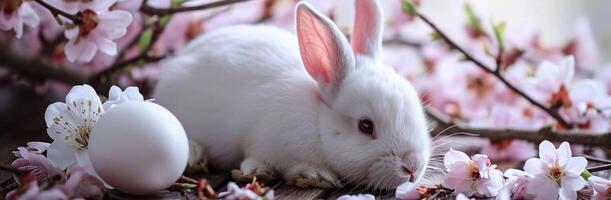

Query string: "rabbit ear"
[[296, 2, 354, 95], [351, 0, 384, 59]]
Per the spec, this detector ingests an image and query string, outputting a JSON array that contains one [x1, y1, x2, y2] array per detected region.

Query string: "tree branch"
[[0, 46, 87, 85], [426, 107, 611, 148], [33, 0, 82, 25], [415, 12, 574, 129], [140, 0, 250, 16], [88, 54, 164, 84], [587, 164, 611, 173]]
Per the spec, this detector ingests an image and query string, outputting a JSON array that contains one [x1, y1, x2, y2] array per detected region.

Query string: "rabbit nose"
[[400, 164, 416, 183]]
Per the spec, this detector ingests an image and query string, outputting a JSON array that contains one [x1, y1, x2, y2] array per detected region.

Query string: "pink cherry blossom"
[[63, 8, 133, 63], [11, 143, 63, 184], [0, 0, 40, 38], [395, 182, 421, 200], [564, 80, 611, 131], [523, 141, 587, 200], [503, 169, 535, 200], [443, 149, 505, 197], [588, 176, 610, 200], [5, 181, 69, 200], [102, 85, 146, 110], [59, 164, 105, 199], [525, 56, 575, 109]]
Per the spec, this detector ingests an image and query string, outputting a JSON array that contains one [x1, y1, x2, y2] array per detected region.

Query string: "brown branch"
[[0, 46, 87, 84], [415, 12, 574, 129], [140, 0, 250, 16], [587, 164, 611, 173], [426, 107, 611, 148], [33, 0, 82, 25], [581, 155, 611, 164], [383, 38, 424, 48], [88, 54, 164, 84]]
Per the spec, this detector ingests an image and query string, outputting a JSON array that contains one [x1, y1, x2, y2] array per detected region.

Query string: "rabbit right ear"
[[296, 2, 355, 100]]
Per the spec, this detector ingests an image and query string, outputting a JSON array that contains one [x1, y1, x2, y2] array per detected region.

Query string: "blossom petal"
[[559, 185, 578, 200], [588, 176, 611, 193], [64, 27, 79, 39], [395, 182, 420, 199], [108, 86, 122, 100], [97, 10, 133, 39], [504, 169, 531, 178], [47, 141, 77, 170], [564, 157, 587, 175], [558, 56, 575, 84], [96, 38, 117, 56], [538, 140, 556, 165], [533, 61, 561, 93], [18, 3, 40, 28], [65, 84, 103, 125], [46, 0, 80, 14], [88, 0, 118, 13], [556, 142, 572, 166], [523, 158, 546, 175], [560, 174, 586, 191], [444, 149, 471, 169], [123, 87, 144, 101], [526, 174, 558, 200], [444, 162, 472, 195], [65, 39, 98, 63], [26, 142, 51, 153]]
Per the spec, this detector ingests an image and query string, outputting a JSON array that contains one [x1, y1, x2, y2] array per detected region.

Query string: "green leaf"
[[171, 0, 184, 6], [139, 28, 153, 54], [581, 170, 592, 180], [430, 32, 442, 41], [179, 183, 197, 189], [493, 22, 507, 52], [464, 4, 484, 35], [401, 0, 417, 15], [160, 15, 174, 28]]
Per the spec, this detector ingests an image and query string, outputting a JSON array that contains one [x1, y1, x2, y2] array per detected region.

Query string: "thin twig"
[[416, 12, 574, 129], [383, 38, 423, 48], [426, 107, 611, 148], [140, 0, 250, 16], [33, 0, 82, 24], [587, 164, 611, 173], [89, 54, 164, 83], [581, 155, 611, 164]]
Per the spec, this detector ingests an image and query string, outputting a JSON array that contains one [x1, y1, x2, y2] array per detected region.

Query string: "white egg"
[[88, 101, 189, 195]]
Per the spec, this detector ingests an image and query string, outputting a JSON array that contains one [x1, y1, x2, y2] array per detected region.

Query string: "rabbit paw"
[[285, 164, 341, 188], [231, 159, 275, 183], [185, 140, 209, 174]]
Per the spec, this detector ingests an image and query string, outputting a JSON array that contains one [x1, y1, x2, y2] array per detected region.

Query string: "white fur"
[[154, 0, 430, 189]]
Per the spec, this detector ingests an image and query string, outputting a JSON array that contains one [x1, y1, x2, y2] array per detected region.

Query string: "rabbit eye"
[[358, 118, 375, 137]]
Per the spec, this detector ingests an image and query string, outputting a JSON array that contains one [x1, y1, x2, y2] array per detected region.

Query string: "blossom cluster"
[[1, 0, 134, 63], [337, 140, 610, 200], [5, 84, 276, 200], [382, 1, 611, 162]]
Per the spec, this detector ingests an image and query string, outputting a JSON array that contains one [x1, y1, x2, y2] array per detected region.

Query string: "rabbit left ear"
[[351, 0, 384, 59]]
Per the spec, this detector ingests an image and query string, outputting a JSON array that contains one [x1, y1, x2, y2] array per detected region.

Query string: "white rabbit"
[[154, 0, 431, 189]]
